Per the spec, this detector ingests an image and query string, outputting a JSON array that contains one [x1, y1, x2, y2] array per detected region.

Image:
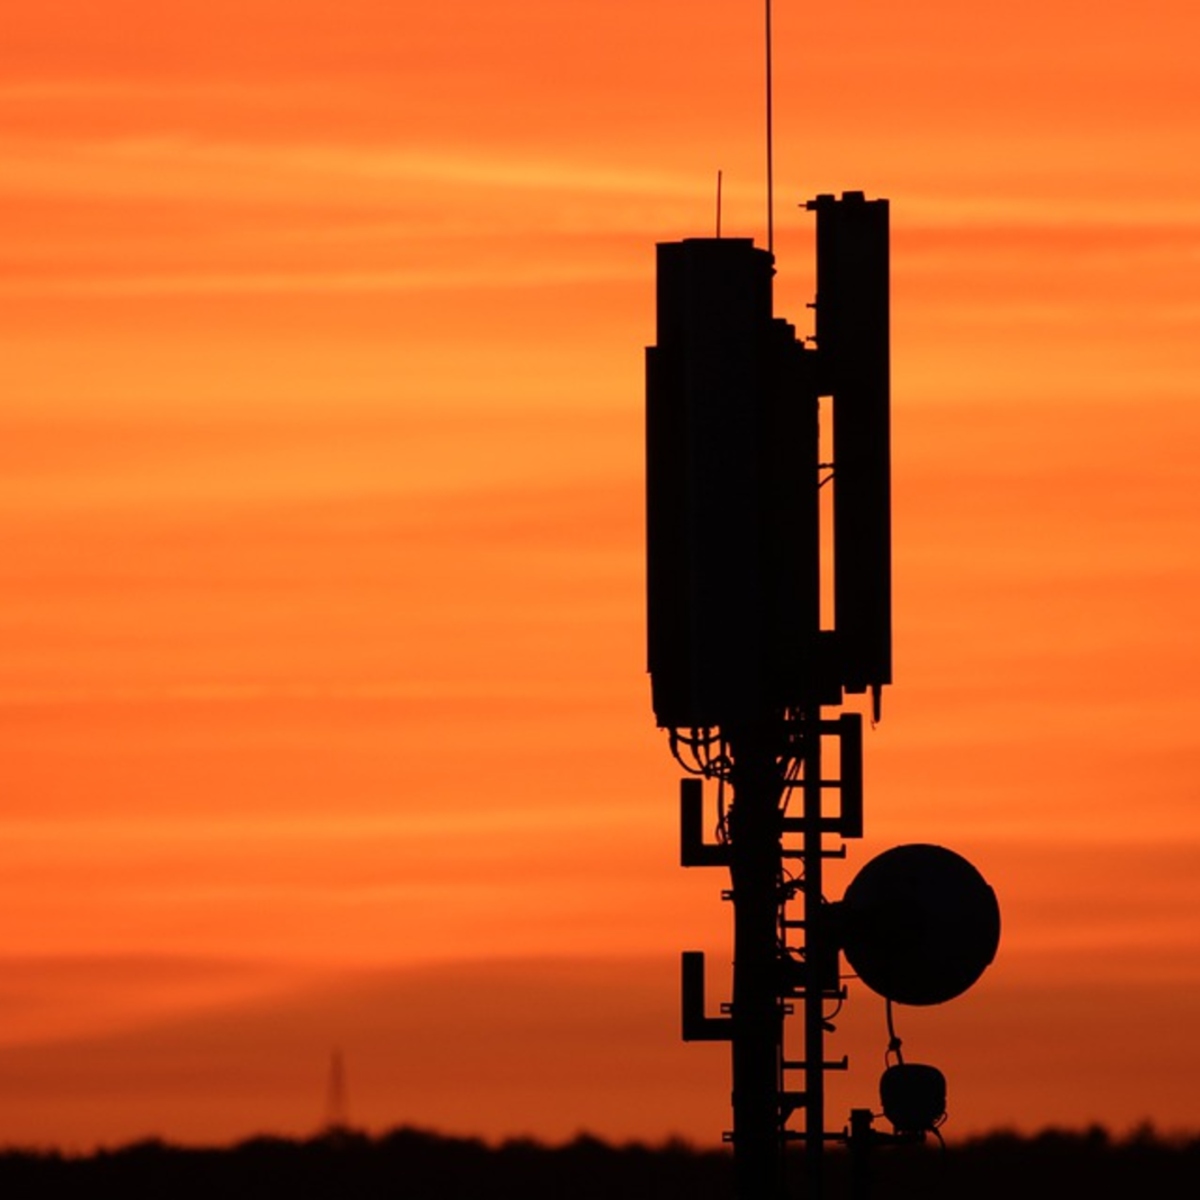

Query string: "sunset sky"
[[1, 0, 1198, 1150]]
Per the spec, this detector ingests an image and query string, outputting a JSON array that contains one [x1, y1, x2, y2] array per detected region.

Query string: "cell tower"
[[324, 1048, 350, 1134], [644, 9, 999, 1200]]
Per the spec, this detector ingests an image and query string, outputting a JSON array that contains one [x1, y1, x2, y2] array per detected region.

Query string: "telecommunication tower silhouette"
[[643, 7, 999, 1199], [324, 1048, 349, 1134]]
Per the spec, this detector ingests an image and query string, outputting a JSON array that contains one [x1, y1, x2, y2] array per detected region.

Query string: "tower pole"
[[727, 722, 785, 1200]]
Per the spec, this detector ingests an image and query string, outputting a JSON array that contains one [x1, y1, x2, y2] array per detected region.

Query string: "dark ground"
[[0, 1124, 1195, 1198]]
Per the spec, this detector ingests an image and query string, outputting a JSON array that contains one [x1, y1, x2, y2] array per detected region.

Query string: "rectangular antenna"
[[810, 192, 892, 698], [646, 238, 820, 728]]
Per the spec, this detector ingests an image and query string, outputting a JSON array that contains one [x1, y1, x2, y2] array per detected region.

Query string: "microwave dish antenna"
[[840, 844, 1001, 1007]]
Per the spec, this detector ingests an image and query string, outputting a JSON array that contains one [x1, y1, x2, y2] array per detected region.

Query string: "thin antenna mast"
[[765, 0, 774, 254]]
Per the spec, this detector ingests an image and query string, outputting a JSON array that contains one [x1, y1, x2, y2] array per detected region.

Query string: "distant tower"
[[324, 1048, 350, 1133]]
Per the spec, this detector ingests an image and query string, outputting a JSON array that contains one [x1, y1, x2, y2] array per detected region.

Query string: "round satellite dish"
[[840, 844, 1000, 1006]]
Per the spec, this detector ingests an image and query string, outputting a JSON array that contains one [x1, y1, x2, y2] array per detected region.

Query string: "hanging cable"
[[716, 770, 730, 843], [885, 997, 904, 1067]]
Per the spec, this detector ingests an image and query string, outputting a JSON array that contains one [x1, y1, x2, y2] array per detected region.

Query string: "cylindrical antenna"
[[765, 0, 774, 255], [716, 169, 724, 238]]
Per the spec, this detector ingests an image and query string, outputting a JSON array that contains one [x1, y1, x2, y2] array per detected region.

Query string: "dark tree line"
[[0, 1124, 1194, 1199]]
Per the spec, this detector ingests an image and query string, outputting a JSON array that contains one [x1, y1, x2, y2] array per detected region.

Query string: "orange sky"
[[1, 0, 1198, 1149]]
